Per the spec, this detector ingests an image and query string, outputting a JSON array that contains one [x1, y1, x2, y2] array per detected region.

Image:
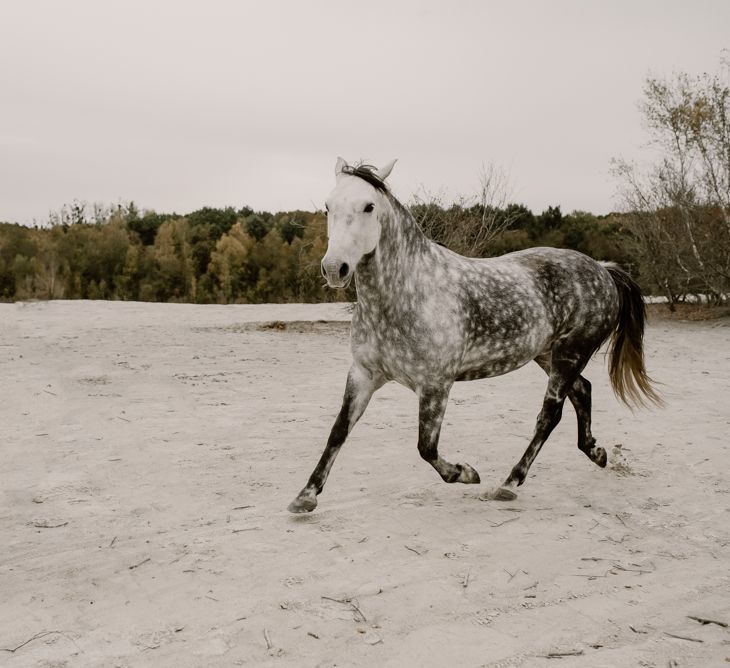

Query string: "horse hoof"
[[287, 493, 317, 513], [480, 486, 517, 502], [494, 486, 517, 501], [592, 446, 607, 468], [459, 463, 481, 484]]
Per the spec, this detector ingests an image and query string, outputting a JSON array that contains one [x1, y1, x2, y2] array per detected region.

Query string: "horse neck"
[[355, 194, 432, 311]]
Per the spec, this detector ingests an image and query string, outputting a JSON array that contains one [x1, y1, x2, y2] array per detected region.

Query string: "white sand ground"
[[1, 300, 729, 667]]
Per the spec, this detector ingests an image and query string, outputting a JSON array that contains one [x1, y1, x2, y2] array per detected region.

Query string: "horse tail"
[[603, 263, 664, 409]]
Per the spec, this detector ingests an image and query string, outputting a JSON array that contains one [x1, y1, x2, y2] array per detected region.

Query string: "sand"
[[1, 300, 728, 667]]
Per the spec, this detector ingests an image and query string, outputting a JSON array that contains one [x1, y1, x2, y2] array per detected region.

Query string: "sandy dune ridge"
[[1, 301, 728, 667]]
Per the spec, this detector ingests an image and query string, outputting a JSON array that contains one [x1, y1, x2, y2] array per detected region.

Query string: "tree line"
[[0, 204, 331, 303], [1, 61, 728, 307], [1, 194, 727, 306], [0, 199, 636, 304]]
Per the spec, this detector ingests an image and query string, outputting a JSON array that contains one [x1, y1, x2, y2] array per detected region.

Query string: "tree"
[[127, 211, 172, 246], [187, 207, 238, 237], [243, 213, 272, 241], [31, 226, 66, 298], [274, 212, 306, 244], [245, 229, 297, 302], [153, 219, 194, 300], [208, 222, 254, 302], [613, 56, 730, 305], [410, 163, 520, 257], [0, 223, 36, 298], [290, 212, 333, 302]]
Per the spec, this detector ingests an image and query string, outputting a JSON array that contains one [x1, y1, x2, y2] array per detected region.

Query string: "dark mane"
[[341, 163, 389, 193]]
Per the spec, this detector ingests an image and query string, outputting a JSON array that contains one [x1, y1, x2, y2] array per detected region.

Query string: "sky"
[[1, 1, 728, 225]]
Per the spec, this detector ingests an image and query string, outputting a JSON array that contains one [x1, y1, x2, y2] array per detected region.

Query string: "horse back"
[[457, 247, 619, 374]]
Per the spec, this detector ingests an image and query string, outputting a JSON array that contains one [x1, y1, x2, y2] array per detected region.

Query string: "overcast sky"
[[1, 1, 728, 225]]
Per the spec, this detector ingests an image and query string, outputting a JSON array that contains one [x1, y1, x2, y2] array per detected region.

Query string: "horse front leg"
[[417, 386, 481, 484], [288, 364, 381, 513]]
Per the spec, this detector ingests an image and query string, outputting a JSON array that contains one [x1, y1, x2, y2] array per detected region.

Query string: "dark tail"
[[604, 263, 664, 409]]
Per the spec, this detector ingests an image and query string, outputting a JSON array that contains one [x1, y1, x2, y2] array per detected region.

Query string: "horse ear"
[[335, 156, 347, 180], [376, 159, 397, 181]]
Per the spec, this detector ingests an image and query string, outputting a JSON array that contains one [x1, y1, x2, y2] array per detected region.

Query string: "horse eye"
[[363, 203, 374, 213]]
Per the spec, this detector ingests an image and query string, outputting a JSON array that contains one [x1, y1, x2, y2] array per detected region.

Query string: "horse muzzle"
[[321, 258, 352, 288]]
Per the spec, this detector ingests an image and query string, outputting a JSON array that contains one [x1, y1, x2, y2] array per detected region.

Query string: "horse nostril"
[[339, 263, 349, 279]]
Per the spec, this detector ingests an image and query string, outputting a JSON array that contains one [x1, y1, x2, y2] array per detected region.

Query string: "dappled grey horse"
[[288, 158, 661, 513]]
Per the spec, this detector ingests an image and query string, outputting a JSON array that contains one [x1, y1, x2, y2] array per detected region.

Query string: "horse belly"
[[455, 353, 534, 381], [455, 331, 548, 382]]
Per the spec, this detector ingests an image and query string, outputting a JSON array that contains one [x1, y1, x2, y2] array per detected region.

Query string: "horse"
[[288, 158, 661, 513]]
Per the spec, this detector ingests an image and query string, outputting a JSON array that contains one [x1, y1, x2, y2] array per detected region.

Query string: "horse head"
[[321, 157, 397, 288]]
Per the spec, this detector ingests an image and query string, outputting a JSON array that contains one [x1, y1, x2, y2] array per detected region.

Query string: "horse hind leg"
[[484, 354, 584, 501], [568, 376, 607, 467], [418, 386, 481, 485], [534, 355, 607, 468]]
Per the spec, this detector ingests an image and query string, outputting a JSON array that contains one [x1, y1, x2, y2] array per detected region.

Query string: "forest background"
[[2, 67, 729, 309]]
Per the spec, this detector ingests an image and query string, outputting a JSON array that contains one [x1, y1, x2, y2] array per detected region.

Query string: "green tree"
[[153, 218, 194, 301], [208, 222, 255, 302], [244, 213, 272, 241], [127, 211, 174, 246], [31, 226, 66, 298], [0, 223, 36, 299]]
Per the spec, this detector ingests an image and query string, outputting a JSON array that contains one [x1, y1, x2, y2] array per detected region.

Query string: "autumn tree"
[[152, 218, 194, 300], [208, 222, 255, 302], [613, 56, 730, 305]]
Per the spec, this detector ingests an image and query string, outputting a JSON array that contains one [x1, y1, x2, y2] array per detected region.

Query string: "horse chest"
[[351, 316, 463, 388]]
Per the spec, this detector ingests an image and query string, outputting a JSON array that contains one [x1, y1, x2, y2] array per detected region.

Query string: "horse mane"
[[341, 162, 390, 193]]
